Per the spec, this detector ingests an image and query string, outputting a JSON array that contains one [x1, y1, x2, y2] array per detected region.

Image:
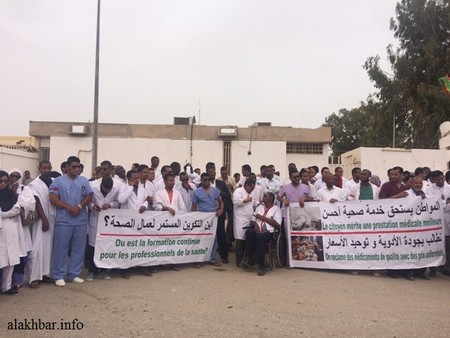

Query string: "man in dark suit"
[[207, 166, 230, 264], [218, 166, 235, 244]]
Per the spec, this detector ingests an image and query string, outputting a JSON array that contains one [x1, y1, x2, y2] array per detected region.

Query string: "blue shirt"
[[192, 187, 221, 212], [50, 174, 93, 226]]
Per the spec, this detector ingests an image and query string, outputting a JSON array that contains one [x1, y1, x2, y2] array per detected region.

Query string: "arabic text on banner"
[[94, 209, 217, 269], [287, 197, 446, 270]]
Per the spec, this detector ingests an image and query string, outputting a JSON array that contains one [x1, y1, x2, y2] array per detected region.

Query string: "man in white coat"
[[26, 160, 55, 288], [425, 170, 450, 276], [118, 170, 148, 213], [317, 173, 348, 203], [232, 178, 257, 267], [153, 173, 186, 215], [118, 170, 149, 278], [86, 176, 120, 281], [153, 173, 186, 271], [177, 172, 196, 211]]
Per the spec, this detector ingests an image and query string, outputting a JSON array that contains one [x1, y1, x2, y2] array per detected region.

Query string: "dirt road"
[[2, 253, 449, 337]]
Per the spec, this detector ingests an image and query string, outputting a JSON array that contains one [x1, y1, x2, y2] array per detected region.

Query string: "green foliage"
[[325, 0, 450, 155], [324, 99, 387, 156]]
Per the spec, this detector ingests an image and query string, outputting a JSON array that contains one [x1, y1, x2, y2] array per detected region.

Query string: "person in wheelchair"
[[243, 191, 282, 276]]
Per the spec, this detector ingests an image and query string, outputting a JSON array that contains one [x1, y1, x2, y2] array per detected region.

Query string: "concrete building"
[[29, 120, 332, 179]]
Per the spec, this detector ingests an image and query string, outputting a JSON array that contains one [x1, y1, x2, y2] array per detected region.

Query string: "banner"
[[94, 209, 217, 269], [287, 197, 446, 270]]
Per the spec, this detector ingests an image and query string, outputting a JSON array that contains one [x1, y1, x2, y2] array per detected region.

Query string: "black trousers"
[[217, 215, 228, 260], [245, 229, 273, 269], [235, 239, 246, 266], [223, 200, 234, 242], [85, 244, 99, 274]]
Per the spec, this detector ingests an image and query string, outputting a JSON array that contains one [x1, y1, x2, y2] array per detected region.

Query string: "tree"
[[325, 0, 450, 155], [364, 0, 450, 148], [324, 98, 386, 156]]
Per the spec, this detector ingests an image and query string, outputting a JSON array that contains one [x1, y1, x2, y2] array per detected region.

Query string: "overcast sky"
[[0, 0, 399, 136]]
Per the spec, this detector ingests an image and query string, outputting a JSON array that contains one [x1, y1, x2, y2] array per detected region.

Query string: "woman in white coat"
[[9, 168, 35, 289], [0, 171, 21, 294]]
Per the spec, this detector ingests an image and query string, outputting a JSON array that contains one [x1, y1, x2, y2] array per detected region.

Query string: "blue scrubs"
[[50, 175, 92, 281], [192, 187, 221, 262]]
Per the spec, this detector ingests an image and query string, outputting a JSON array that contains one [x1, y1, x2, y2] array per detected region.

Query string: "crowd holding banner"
[[1, 157, 449, 295]]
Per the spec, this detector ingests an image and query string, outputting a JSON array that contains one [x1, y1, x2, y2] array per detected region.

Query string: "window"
[[39, 147, 50, 161], [223, 141, 231, 171], [286, 143, 323, 154]]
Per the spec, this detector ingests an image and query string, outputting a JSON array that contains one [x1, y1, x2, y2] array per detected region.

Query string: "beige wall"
[[30, 121, 332, 178], [286, 145, 329, 170], [47, 136, 330, 179], [0, 147, 39, 177], [0, 136, 37, 148], [230, 140, 285, 177]]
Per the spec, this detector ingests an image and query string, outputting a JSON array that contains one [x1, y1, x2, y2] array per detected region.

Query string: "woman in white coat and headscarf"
[[9, 168, 35, 289], [0, 170, 22, 294]]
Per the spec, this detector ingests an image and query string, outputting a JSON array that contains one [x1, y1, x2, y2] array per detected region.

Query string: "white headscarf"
[[9, 168, 23, 179], [10, 168, 36, 213]]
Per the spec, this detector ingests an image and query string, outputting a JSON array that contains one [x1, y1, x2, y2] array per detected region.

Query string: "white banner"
[[94, 209, 217, 269], [287, 197, 446, 270]]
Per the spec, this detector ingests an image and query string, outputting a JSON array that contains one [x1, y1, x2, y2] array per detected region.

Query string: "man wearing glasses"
[[49, 156, 93, 287]]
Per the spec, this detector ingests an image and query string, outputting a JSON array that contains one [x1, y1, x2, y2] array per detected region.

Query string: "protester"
[[49, 156, 93, 286], [243, 191, 282, 276], [26, 160, 55, 288], [0, 171, 21, 294], [232, 178, 257, 267], [191, 173, 224, 267]]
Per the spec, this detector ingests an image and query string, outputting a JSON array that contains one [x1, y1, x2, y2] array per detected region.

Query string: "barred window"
[[286, 143, 323, 154], [39, 147, 50, 161], [223, 141, 231, 171]]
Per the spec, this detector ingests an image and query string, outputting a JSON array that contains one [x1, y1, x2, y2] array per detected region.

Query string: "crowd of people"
[[1, 156, 449, 295]]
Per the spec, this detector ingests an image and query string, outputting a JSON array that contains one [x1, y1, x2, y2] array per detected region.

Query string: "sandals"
[[30, 280, 40, 289], [210, 262, 221, 267]]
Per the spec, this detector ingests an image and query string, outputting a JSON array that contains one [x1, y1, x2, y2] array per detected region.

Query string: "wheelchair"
[[270, 226, 288, 268], [241, 226, 288, 270]]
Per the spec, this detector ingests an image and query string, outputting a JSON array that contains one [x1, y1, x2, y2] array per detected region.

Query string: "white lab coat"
[[153, 189, 186, 213], [232, 187, 258, 240], [0, 203, 21, 268], [88, 183, 120, 246]]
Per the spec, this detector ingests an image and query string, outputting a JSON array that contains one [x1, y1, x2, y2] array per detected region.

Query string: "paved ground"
[[1, 252, 449, 337]]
